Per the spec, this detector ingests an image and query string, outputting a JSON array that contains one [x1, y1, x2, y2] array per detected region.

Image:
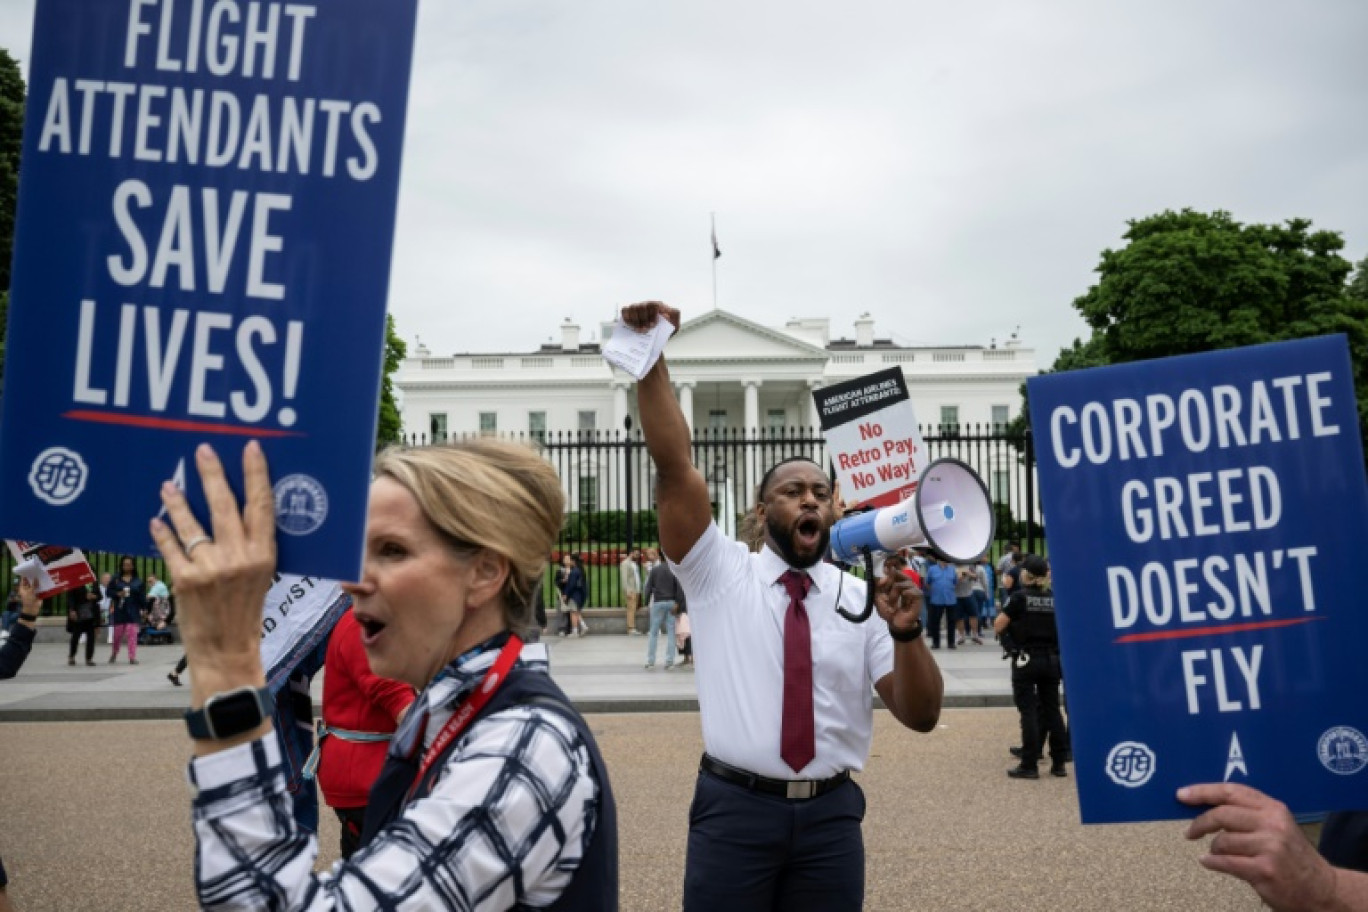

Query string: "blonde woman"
[[157, 439, 618, 910]]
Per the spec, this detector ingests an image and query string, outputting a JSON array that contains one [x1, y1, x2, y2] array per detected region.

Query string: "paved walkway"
[[0, 628, 1014, 720]]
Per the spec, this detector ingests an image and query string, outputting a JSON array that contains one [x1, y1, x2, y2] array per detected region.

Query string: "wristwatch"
[[18, 613, 39, 623], [184, 686, 275, 740], [888, 620, 924, 642]]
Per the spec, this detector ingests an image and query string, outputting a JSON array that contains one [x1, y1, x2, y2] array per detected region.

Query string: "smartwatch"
[[184, 686, 275, 741]]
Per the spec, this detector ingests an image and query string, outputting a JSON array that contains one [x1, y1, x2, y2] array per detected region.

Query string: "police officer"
[[994, 554, 1067, 779]]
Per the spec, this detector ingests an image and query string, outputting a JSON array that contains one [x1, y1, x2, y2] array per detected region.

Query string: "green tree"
[[0, 49, 25, 399], [0, 48, 21, 292], [1029, 209, 1368, 447], [375, 313, 406, 448], [1349, 253, 1368, 304]]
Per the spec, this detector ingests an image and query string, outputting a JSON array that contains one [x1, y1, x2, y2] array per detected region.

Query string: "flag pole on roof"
[[711, 212, 721, 311]]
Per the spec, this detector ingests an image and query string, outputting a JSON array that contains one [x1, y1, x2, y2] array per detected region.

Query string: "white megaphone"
[[830, 458, 996, 566]]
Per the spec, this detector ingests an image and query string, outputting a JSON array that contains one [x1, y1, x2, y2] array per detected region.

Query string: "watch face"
[[207, 689, 266, 738]]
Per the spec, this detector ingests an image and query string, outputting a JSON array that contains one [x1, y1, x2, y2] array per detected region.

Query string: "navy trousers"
[[683, 768, 865, 911]]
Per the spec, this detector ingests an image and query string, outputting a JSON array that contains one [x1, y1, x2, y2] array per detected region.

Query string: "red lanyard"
[[407, 634, 524, 801]]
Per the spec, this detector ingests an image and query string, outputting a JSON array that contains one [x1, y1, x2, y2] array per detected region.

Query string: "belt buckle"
[[786, 780, 817, 800]]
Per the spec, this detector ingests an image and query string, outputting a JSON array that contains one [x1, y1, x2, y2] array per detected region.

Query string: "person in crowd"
[[167, 653, 188, 686], [0, 577, 42, 910], [106, 556, 144, 664], [994, 554, 1067, 779], [620, 548, 643, 635], [998, 543, 1024, 608], [976, 554, 996, 635], [675, 601, 693, 667], [562, 552, 589, 637], [145, 574, 172, 628], [643, 556, 684, 670], [97, 571, 114, 640], [625, 300, 941, 911], [642, 546, 661, 578], [1179, 782, 1368, 910], [554, 552, 572, 633], [953, 562, 983, 646], [924, 556, 959, 650], [67, 581, 101, 666], [312, 608, 416, 859], [155, 438, 616, 909]]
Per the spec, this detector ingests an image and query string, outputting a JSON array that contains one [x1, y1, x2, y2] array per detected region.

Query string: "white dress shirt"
[[671, 522, 895, 780]]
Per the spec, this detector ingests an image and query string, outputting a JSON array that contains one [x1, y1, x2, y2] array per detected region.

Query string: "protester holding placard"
[[623, 300, 941, 911], [0, 578, 40, 680], [0, 578, 42, 910], [158, 438, 616, 910]]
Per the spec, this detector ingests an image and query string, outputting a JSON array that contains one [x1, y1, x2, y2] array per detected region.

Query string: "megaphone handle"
[[836, 549, 876, 624]]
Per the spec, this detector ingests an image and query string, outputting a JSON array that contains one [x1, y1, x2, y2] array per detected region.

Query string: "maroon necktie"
[[779, 569, 815, 773]]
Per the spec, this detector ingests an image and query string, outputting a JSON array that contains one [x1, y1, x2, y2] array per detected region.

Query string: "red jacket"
[[317, 611, 416, 809]]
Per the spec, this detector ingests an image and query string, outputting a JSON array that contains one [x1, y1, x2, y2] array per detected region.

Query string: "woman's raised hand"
[[149, 441, 277, 681]]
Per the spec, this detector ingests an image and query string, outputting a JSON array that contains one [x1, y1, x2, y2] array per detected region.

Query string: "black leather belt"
[[700, 754, 850, 800]]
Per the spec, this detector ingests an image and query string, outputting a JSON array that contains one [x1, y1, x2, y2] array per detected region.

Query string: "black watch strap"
[[18, 613, 39, 623], [185, 686, 275, 741], [888, 620, 924, 642]]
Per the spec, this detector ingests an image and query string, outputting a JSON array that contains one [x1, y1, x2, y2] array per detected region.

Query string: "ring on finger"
[[184, 535, 213, 557]]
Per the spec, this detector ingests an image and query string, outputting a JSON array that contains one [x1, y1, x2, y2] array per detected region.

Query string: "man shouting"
[[624, 301, 943, 911]]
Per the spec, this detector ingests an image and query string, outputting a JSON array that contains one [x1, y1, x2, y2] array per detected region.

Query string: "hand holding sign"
[[1179, 782, 1346, 911], [150, 441, 276, 723], [605, 302, 680, 380]]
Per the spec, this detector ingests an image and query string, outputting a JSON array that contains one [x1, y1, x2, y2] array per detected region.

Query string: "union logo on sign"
[[28, 446, 88, 505], [1105, 741, 1157, 788], [274, 474, 329, 536], [1318, 727, 1368, 776]]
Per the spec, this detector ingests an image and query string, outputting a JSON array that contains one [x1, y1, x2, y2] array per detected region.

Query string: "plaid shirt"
[[189, 643, 600, 910]]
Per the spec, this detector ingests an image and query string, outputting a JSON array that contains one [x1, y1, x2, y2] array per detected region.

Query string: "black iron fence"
[[2, 426, 1040, 616], [404, 424, 1043, 609]]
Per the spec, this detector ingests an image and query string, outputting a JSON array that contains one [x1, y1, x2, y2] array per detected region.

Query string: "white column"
[[807, 379, 824, 461], [743, 379, 761, 495], [612, 381, 630, 433], [677, 381, 695, 435], [743, 379, 761, 432]]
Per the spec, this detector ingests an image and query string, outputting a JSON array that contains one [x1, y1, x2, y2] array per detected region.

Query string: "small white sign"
[[602, 316, 676, 380]]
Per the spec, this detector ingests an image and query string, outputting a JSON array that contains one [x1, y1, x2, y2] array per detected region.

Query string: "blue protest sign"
[[1028, 335, 1368, 824], [0, 0, 417, 580]]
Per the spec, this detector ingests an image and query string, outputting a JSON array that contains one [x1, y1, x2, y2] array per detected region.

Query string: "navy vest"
[[360, 666, 618, 911]]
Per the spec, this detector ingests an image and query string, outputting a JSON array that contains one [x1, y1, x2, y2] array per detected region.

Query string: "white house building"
[[395, 309, 1040, 531], [396, 308, 1037, 442]]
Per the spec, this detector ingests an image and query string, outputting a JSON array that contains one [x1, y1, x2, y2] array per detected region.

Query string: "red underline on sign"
[[1114, 616, 1324, 644], [62, 410, 305, 438]]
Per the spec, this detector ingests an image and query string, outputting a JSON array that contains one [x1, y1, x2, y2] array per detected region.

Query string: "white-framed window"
[[577, 410, 596, 440], [478, 412, 497, 435], [992, 470, 1010, 504], [429, 413, 448, 442], [940, 405, 960, 435], [529, 411, 547, 443], [767, 409, 786, 434], [578, 475, 598, 512], [708, 409, 727, 432], [991, 404, 1009, 432]]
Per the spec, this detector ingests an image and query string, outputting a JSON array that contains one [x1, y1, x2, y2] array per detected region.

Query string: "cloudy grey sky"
[[3, 0, 1366, 366]]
